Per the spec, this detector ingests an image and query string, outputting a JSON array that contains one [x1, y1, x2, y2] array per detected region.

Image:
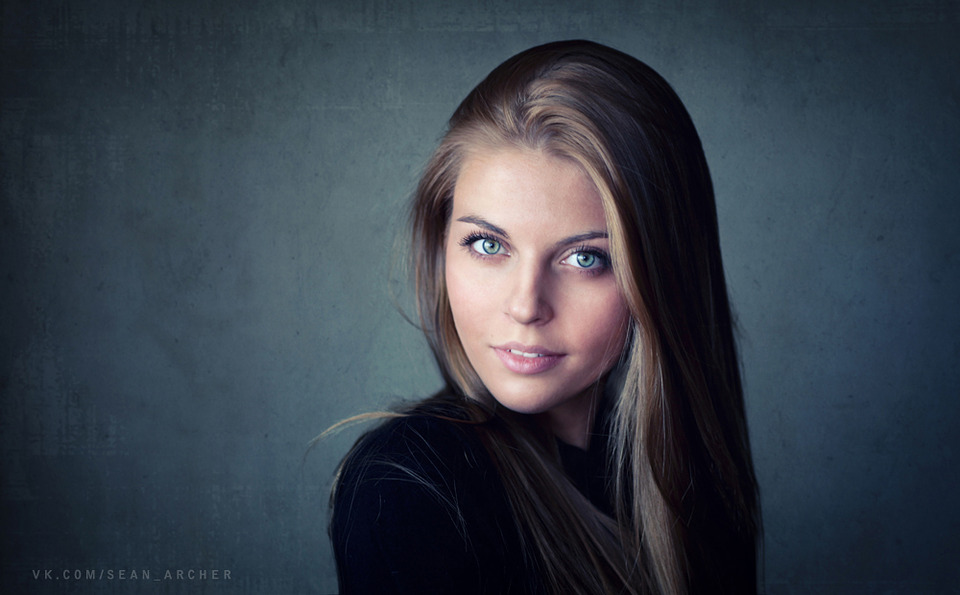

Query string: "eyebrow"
[[558, 231, 609, 246], [455, 215, 608, 248], [456, 215, 509, 238]]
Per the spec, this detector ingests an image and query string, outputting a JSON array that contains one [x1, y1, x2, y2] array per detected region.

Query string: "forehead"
[[451, 148, 606, 232]]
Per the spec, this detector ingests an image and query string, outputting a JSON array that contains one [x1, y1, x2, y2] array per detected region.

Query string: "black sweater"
[[330, 408, 611, 594]]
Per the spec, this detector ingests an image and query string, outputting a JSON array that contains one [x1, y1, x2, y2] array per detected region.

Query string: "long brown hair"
[[401, 40, 760, 594]]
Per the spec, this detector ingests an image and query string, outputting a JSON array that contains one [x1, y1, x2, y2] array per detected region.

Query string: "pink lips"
[[493, 343, 564, 375]]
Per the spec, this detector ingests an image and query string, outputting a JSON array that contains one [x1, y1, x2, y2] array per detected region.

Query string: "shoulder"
[[340, 411, 490, 486], [333, 412, 499, 535], [331, 409, 526, 593]]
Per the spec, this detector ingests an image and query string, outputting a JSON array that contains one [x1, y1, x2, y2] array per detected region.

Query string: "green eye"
[[575, 252, 596, 268], [563, 249, 609, 272], [472, 238, 501, 255]]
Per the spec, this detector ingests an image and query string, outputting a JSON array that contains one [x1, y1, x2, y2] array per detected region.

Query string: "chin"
[[485, 384, 568, 416]]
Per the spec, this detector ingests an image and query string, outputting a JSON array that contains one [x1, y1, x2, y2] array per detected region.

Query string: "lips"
[[493, 343, 564, 375]]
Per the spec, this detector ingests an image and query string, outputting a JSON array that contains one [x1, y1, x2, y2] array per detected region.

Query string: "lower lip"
[[494, 348, 564, 375]]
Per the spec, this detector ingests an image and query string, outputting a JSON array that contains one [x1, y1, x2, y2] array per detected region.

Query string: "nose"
[[505, 261, 553, 325]]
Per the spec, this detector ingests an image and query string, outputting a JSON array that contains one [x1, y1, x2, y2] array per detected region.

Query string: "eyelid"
[[563, 243, 609, 258], [458, 230, 503, 246]]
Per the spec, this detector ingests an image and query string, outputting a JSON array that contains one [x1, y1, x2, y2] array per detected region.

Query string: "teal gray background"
[[2, 1, 958, 593]]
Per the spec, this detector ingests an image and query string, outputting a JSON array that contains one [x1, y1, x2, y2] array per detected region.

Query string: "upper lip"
[[493, 342, 563, 357]]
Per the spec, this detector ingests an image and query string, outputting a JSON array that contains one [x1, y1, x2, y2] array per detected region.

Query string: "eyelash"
[[457, 232, 611, 276]]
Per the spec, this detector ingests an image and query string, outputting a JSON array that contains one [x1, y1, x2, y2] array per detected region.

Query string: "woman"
[[329, 40, 760, 594]]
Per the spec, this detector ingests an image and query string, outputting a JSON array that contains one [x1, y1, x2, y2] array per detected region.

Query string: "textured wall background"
[[2, 1, 958, 593]]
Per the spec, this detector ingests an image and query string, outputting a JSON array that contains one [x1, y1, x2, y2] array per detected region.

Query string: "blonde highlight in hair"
[[400, 40, 758, 594]]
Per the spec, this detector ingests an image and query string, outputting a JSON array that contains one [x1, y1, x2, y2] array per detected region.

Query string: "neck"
[[537, 387, 600, 450]]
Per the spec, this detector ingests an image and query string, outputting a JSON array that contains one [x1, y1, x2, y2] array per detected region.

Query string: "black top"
[[330, 405, 611, 594]]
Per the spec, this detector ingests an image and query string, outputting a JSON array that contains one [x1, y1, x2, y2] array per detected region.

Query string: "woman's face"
[[445, 147, 630, 443]]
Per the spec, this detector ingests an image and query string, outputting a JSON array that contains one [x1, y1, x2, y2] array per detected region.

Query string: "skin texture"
[[445, 148, 630, 448]]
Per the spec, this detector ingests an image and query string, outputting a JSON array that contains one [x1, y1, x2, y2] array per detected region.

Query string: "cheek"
[[576, 291, 630, 360], [444, 252, 492, 338]]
